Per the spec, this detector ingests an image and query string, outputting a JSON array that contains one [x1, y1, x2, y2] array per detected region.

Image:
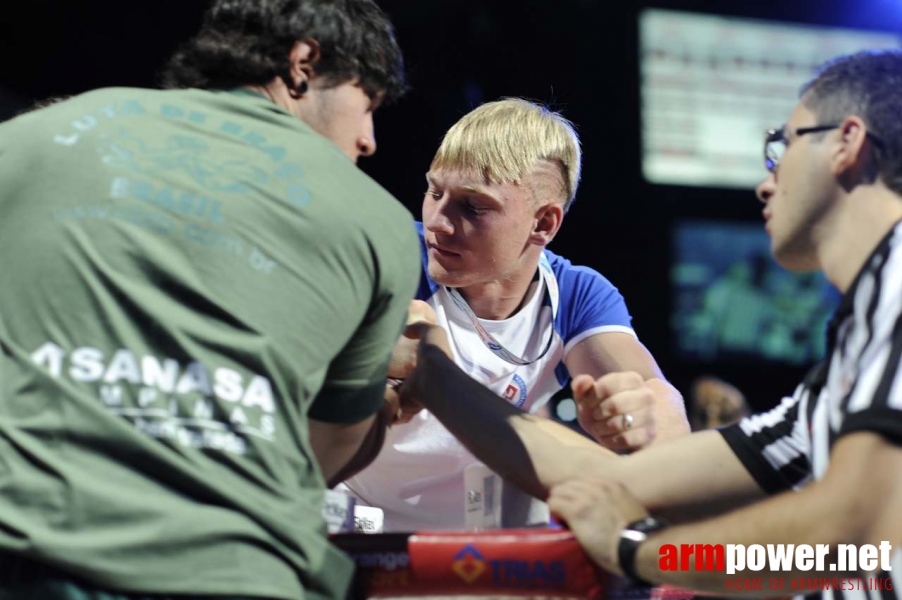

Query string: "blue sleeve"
[[549, 250, 634, 350]]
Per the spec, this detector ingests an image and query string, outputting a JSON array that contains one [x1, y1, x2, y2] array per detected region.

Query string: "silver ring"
[[623, 413, 633, 430]]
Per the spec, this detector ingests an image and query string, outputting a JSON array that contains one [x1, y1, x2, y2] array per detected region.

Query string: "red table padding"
[[332, 528, 610, 598]]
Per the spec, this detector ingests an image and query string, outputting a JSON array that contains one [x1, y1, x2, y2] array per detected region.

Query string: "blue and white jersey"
[[342, 223, 635, 531]]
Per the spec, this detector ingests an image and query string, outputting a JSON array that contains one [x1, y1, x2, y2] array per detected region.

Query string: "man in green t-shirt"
[[0, 1, 420, 599]]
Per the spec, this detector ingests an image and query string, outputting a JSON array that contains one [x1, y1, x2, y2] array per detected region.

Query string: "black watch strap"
[[618, 516, 668, 586]]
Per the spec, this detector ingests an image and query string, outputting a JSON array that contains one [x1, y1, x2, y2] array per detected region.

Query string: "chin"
[[772, 240, 820, 272], [427, 263, 470, 288]]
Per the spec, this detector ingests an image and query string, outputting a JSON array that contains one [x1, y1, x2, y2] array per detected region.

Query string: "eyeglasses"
[[763, 124, 885, 174]]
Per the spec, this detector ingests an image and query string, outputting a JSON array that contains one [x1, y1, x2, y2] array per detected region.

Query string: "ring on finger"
[[623, 413, 634, 430]]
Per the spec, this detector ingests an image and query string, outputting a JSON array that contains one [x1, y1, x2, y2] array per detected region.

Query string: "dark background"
[[2, 0, 900, 413]]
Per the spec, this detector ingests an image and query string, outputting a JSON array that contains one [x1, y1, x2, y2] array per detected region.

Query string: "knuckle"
[[599, 399, 620, 419], [592, 423, 609, 438], [633, 430, 653, 449], [578, 395, 600, 409]]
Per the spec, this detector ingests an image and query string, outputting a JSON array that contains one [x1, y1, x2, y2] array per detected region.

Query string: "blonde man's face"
[[421, 167, 555, 291]]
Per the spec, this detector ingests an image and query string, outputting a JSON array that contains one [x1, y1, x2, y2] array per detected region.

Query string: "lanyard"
[[444, 253, 559, 366]]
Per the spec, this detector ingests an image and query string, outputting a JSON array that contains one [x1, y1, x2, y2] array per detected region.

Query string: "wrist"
[[618, 516, 668, 586], [419, 343, 451, 364], [417, 346, 457, 385], [404, 347, 449, 403]]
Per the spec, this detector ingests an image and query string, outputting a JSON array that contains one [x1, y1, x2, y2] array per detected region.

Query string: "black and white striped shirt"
[[721, 220, 902, 600]]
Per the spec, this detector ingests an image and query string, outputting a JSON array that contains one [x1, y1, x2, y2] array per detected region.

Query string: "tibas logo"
[[453, 545, 487, 584], [452, 545, 567, 589]]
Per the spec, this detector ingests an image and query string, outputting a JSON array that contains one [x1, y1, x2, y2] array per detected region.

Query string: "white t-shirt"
[[341, 223, 635, 531]]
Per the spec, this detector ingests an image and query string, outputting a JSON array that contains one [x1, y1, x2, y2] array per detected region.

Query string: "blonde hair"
[[430, 98, 582, 212]]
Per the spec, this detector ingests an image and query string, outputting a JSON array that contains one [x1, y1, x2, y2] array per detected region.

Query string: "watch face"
[[621, 529, 648, 543], [629, 516, 668, 534]]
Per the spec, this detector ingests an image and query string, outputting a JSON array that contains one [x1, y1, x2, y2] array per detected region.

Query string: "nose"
[[756, 173, 776, 204], [357, 115, 377, 158], [357, 135, 376, 158], [423, 195, 453, 235]]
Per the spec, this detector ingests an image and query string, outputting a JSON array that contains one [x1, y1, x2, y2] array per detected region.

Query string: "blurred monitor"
[[671, 220, 840, 365], [640, 9, 900, 189]]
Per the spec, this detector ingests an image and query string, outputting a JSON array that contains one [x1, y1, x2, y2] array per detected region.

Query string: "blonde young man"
[[343, 99, 690, 531], [401, 50, 902, 598]]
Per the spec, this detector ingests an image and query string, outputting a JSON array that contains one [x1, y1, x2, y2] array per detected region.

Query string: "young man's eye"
[[427, 189, 442, 199], [465, 202, 488, 215]]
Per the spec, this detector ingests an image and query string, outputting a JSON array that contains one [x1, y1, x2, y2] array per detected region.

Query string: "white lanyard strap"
[[444, 253, 559, 366]]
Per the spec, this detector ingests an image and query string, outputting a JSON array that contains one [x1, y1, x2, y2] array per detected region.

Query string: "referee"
[[400, 48, 902, 598]]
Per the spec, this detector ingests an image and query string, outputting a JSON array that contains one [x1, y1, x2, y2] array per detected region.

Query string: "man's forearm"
[[646, 377, 691, 442], [413, 346, 616, 498], [310, 414, 379, 487], [636, 483, 865, 594], [413, 346, 760, 516], [633, 432, 900, 594]]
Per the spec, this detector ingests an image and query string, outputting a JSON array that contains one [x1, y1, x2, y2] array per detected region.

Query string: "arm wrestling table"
[[331, 528, 696, 600]]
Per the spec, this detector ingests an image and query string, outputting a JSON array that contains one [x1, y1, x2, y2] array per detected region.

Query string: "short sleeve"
[[546, 252, 635, 357], [308, 222, 421, 423], [719, 392, 812, 494]]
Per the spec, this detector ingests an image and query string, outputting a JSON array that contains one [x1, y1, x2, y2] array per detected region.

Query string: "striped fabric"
[[721, 221, 902, 600]]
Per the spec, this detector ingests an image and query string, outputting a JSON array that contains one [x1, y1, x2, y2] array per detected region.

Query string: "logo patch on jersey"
[[503, 374, 528, 408]]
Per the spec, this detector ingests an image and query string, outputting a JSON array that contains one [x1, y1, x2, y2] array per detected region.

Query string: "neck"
[[456, 260, 542, 320], [244, 82, 301, 119], [816, 186, 902, 293]]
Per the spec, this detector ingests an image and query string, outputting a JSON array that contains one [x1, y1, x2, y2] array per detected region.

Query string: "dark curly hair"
[[802, 49, 902, 196], [159, 0, 406, 104]]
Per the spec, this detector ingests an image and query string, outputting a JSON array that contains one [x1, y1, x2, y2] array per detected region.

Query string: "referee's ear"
[[831, 115, 875, 184]]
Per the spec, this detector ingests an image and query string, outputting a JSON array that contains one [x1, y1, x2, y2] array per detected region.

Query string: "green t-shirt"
[[0, 88, 420, 599]]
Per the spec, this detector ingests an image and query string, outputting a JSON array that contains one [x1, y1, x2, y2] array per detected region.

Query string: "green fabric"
[[1, 578, 264, 600], [0, 88, 420, 599]]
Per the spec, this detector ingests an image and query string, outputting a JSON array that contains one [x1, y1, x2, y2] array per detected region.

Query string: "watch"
[[618, 516, 668, 586]]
